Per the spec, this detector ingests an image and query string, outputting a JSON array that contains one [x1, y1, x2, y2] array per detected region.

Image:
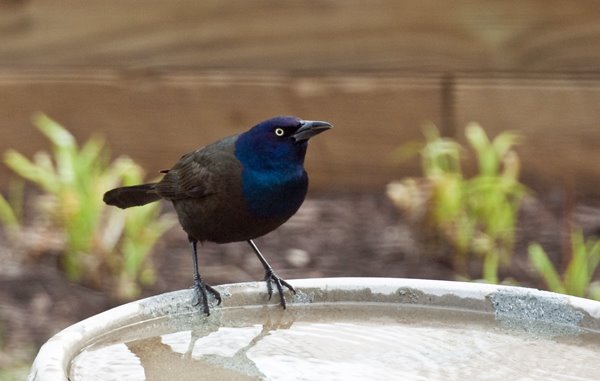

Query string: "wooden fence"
[[1, 1, 599, 197]]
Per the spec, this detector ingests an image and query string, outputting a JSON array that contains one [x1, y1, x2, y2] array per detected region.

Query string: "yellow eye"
[[274, 128, 285, 137]]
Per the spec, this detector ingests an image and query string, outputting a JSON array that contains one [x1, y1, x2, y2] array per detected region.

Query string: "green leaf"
[[565, 229, 589, 297], [483, 251, 499, 284], [465, 123, 498, 176], [33, 151, 56, 175], [33, 113, 77, 149], [77, 136, 106, 181], [528, 243, 566, 294], [586, 238, 600, 277], [465, 123, 489, 151], [7, 180, 25, 225], [4, 150, 59, 193], [0, 193, 19, 229], [492, 131, 522, 158]]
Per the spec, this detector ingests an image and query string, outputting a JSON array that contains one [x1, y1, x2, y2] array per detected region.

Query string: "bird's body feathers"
[[103, 115, 331, 314]]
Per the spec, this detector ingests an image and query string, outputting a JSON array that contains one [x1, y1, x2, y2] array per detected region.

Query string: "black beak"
[[292, 120, 333, 142]]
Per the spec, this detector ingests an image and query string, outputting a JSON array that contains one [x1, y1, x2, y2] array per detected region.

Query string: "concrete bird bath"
[[28, 277, 600, 380]]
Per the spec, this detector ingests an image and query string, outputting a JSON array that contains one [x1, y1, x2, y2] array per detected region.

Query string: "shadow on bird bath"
[[29, 278, 600, 381]]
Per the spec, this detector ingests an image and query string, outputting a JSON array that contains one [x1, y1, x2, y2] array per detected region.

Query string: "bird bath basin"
[[29, 277, 600, 380]]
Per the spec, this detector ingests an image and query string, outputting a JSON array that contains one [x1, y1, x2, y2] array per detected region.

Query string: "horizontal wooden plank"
[[454, 75, 600, 197], [1, 70, 600, 197], [0, 70, 442, 193], [2, 1, 600, 73]]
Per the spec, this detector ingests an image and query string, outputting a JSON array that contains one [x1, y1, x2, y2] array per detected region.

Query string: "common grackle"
[[103, 116, 332, 315]]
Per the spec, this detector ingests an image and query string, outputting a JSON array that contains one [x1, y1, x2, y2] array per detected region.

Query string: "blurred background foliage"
[[1, 1, 600, 378], [388, 124, 600, 295], [388, 124, 528, 284], [529, 230, 600, 300], [0, 115, 176, 300]]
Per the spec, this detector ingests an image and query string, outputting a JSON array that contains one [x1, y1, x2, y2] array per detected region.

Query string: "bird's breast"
[[240, 167, 308, 220]]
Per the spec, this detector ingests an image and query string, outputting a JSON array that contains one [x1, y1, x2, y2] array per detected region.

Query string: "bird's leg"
[[189, 237, 221, 315], [246, 239, 296, 309]]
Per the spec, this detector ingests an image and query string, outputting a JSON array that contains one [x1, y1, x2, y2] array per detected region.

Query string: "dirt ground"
[[2, 191, 600, 373]]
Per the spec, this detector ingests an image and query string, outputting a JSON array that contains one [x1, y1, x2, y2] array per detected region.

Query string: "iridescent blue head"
[[235, 116, 332, 172], [235, 116, 332, 219]]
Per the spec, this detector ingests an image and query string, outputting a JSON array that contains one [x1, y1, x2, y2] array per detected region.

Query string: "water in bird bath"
[[69, 302, 600, 381]]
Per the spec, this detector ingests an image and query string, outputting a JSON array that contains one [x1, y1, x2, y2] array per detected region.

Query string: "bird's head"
[[235, 116, 332, 171]]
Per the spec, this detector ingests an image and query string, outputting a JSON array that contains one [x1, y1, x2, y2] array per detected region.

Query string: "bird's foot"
[[192, 278, 222, 315], [264, 270, 296, 309]]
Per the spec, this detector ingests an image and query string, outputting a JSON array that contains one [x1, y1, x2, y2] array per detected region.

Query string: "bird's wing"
[[155, 137, 239, 200]]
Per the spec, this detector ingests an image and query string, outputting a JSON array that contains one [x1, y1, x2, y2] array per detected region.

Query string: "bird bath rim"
[[28, 277, 600, 381]]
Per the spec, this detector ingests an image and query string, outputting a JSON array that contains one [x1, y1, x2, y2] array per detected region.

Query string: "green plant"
[[388, 123, 527, 283], [1, 114, 176, 299], [0, 180, 24, 241], [529, 229, 600, 300]]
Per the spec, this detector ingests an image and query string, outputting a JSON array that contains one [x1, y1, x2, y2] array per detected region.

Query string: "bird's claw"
[[192, 279, 222, 315], [264, 270, 296, 309]]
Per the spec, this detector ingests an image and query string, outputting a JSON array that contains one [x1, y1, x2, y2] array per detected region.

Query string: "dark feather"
[[154, 136, 239, 200], [103, 183, 160, 209]]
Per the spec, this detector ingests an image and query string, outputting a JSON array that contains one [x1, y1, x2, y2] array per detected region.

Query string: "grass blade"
[[528, 243, 566, 294]]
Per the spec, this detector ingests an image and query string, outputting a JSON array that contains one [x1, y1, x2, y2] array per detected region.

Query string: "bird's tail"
[[103, 183, 161, 209]]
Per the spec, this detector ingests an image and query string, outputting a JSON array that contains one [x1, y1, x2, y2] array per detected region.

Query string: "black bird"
[[103, 116, 332, 314]]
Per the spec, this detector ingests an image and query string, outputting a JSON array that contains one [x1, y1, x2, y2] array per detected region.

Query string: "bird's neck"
[[240, 165, 308, 219], [235, 133, 309, 219]]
